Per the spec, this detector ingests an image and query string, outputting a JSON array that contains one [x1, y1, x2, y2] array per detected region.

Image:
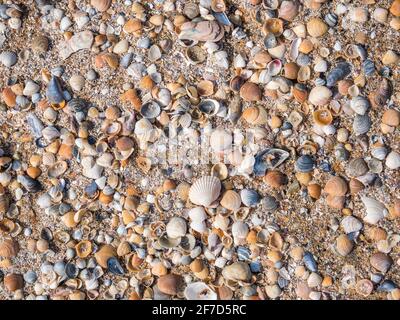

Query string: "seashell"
[[197, 80, 214, 97], [263, 18, 284, 36], [240, 189, 260, 207], [180, 234, 196, 252], [349, 7, 369, 23], [166, 217, 187, 239], [313, 109, 333, 126], [350, 96, 370, 115], [2, 87, 16, 107], [17, 175, 42, 193], [0, 51, 17, 67], [91, 0, 111, 12], [382, 50, 400, 65], [158, 233, 181, 248], [222, 262, 252, 282], [303, 251, 317, 272], [141, 101, 161, 119], [324, 176, 348, 196], [268, 44, 286, 59], [266, 59, 282, 76], [157, 274, 184, 295], [341, 216, 363, 234], [48, 161, 68, 178], [32, 35, 49, 54], [189, 176, 221, 207], [211, 0, 226, 13], [308, 86, 332, 106], [0, 239, 19, 258], [0, 195, 10, 214], [284, 62, 299, 80], [4, 273, 23, 292], [292, 83, 308, 103], [46, 76, 64, 104], [232, 221, 249, 239], [370, 253, 393, 273], [190, 220, 207, 233], [279, 0, 299, 21], [336, 234, 353, 256], [262, 0, 279, 10], [346, 158, 368, 177], [295, 155, 315, 173], [210, 128, 232, 153], [240, 82, 261, 102], [326, 62, 352, 88], [264, 170, 287, 188], [353, 114, 371, 136], [75, 240, 92, 258], [220, 190, 241, 212], [211, 163, 228, 181], [362, 59, 375, 76], [355, 279, 374, 297], [382, 109, 400, 127], [94, 244, 116, 268], [361, 196, 388, 225], [326, 194, 345, 209], [306, 18, 328, 38], [242, 106, 268, 125], [307, 184, 321, 200], [184, 282, 217, 300], [107, 257, 124, 275], [185, 46, 206, 65], [391, 0, 400, 16], [254, 148, 290, 176], [198, 99, 220, 116], [297, 66, 310, 82], [385, 151, 400, 170], [370, 78, 393, 109]]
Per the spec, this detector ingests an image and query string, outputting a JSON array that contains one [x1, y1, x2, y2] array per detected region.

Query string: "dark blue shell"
[[326, 62, 352, 87], [107, 257, 125, 275], [65, 263, 78, 279], [303, 251, 317, 272], [46, 76, 64, 104], [377, 280, 397, 292], [295, 155, 315, 173], [250, 261, 262, 273], [362, 59, 375, 76], [237, 246, 251, 261]]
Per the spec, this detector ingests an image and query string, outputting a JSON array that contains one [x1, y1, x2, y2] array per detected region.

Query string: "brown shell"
[[117, 241, 132, 256], [269, 232, 283, 250], [91, 0, 112, 12], [4, 273, 23, 291], [2, 87, 16, 107], [94, 244, 116, 268], [366, 226, 387, 242], [0, 195, 10, 214], [336, 234, 354, 256], [264, 171, 287, 188], [382, 109, 400, 127], [240, 82, 262, 102], [75, 240, 93, 258], [306, 17, 328, 37], [242, 106, 259, 124], [0, 239, 19, 258], [292, 84, 308, 103], [307, 183, 321, 199], [262, 18, 284, 36], [284, 62, 299, 80], [324, 176, 348, 196], [370, 252, 393, 273], [157, 274, 184, 295], [349, 178, 364, 194], [190, 259, 205, 273], [313, 109, 333, 126], [220, 190, 241, 212], [32, 35, 49, 54], [326, 194, 345, 210], [338, 80, 353, 96]]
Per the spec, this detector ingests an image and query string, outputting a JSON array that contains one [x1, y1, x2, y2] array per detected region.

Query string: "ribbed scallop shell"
[[189, 176, 221, 207], [361, 196, 388, 225], [353, 114, 371, 135], [220, 190, 241, 211], [184, 282, 217, 300], [350, 96, 370, 115]]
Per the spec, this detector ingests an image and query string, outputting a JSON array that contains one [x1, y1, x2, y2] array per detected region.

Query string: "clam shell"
[[141, 101, 161, 119], [184, 282, 217, 300], [158, 233, 181, 248], [313, 109, 333, 126], [262, 195, 279, 212], [264, 170, 287, 188], [336, 234, 354, 256], [263, 18, 284, 36], [350, 96, 370, 115], [308, 86, 332, 106], [157, 274, 184, 296], [306, 17, 328, 37], [220, 190, 241, 212], [341, 216, 363, 234], [94, 244, 116, 268], [189, 176, 221, 207], [382, 109, 400, 127], [361, 196, 388, 225], [346, 158, 368, 177], [240, 189, 260, 207], [0, 51, 17, 67], [48, 161, 68, 178], [0, 239, 19, 258], [324, 176, 348, 196], [370, 253, 393, 273], [46, 76, 64, 104], [254, 148, 290, 176], [279, 0, 300, 21], [190, 220, 207, 233], [326, 62, 352, 87], [222, 262, 252, 282], [185, 46, 206, 64], [385, 151, 400, 170], [91, 0, 112, 12], [239, 82, 261, 102], [326, 194, 345, 209], [353, 114, 371, 136], [4, 273, 23, 292]]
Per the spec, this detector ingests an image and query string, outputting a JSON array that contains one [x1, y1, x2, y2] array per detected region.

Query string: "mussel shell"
[[107, 257, 125, 275], [295, 155, 315, 173], [326, 62, 352, 87], [303, 251, 317, 272], [46, 76, 64, 104]]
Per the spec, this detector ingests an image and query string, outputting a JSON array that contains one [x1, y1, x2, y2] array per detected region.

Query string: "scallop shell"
[[350, 96, 370, 115], [240, 189, 260, 207], [0, 239, 19, 258], [324, 176, 348, 196], [308, 86, 332, 106], [385, 151, 400, 170], [361, 196, 388, 225], [75, 240, 92, 258], [189, 176, 221, 207], [183, 281, 217, 300], [313, 109, 333, 126], [353, 114, 371, 136], [220, 190, 241, 212]]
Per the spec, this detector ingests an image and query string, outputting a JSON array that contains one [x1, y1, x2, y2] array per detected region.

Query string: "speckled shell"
[[346, 158, 369, 177], [189, 176, 221, 207], [324, 176, 348, 196], [361, 196, 388, 225], [220, 190, 241, 211]]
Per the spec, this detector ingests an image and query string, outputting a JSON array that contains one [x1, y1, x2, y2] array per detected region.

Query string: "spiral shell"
[[361, 196, 388, 225], [220, 190, 241, 212], [189, 176, 221, 207]]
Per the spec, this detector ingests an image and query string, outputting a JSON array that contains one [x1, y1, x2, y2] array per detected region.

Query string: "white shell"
[[350, 96, 370, 115], [188, 207, 207, 222], [69, 74, 85, 91], [231, 221, 249, 239], [213, 214, 230, 231], [190, 220, 207, 233], [166, 217, 187, 239], [361, 196, 388, 225], [385, 151, 400, 170], [210, 128, 232, 153], [308, 86, 332, 106], [341, 216, 363, 234], [189, 176, 221, 207], [184, 282, 217, 300], [371, 146, 388, 161], [134, 118, 153, 136]]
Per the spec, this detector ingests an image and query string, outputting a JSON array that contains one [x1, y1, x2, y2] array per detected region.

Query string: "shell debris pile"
[[0, 0, 400, 300]]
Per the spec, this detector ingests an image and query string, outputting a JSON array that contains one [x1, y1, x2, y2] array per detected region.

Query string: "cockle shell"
[[232, 221, 249, 239], [222, 262, 252, 282], [220, 190, 241, 212], [157, 274, 184, 296], [385, 151, 400, 170], [240, 189, 260, 207], [4, 273, 23, 292], [189, 176, 221, 207], [324, 176, 348, 196], [361, 196, 388, 225], [184, 282, 217, 300], [308, 86, 332, 106], [279, 0, 300, 21], [353, 114, 371, 136], [242, 106, 268, 125], [166, 217, 187, 239], [91, 0, 112, 12], [346, 158, 368, 177], [336, 234, 354, 256], [313, 109, 333, 126], [0, 239, 19, 258], [350, 96, 370, 115], [382, 109, 400, 127], [306, 17, 328, 37], [341, 216, 363, 234], [188, 207, 208, 222]]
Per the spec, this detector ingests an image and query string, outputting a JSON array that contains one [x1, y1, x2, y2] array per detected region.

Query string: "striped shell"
[[220, 190, 241, 212], [324, 176, 348, 196], [240, 189, 260, 207], [361, 196, 388, 225], [189, 176, 221, 207], [350, 96, 370, 115], [353, 114, 371, 135]]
